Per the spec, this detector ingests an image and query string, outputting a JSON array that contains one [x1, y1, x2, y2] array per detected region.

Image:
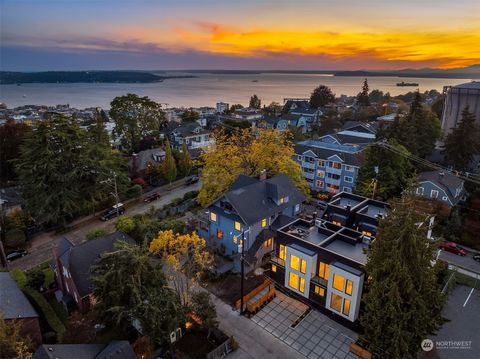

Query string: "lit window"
[[233, 235, 238, 244], [431, 190, 439, 199], [290, 255, 300, 271], [333, 274, 345, 291], [210, 212, 217, 222], [332, 220, 341, 226], [289, 272, 299, 290], [272, 264, 277, 273], [300, 259, 307, 274], [217, 229, 223, 239], [343, 299, 351, 316], [416, 187, 424, 195], [319, 262, 329, 280], [316, 180, 324, 188], [314, 285, 325, 297], [279, 244, 286, 260], [346, 280, 353, 295], [234, 221, 241, 231], [299, 277, 305, 293], [261, 218, 267, 228], [264, 238, 273, 247], [330, 293, 342, 312], [280, 197, 285, 204], [362, 231, 372, 237]]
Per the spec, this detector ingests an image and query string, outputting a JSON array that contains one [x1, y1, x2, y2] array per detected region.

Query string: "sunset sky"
[[1, 0, 480, 71]]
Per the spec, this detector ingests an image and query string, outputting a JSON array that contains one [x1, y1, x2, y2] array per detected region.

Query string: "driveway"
[[251, 292, 360, 359]]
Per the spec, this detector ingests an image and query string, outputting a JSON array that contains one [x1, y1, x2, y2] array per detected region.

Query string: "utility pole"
[[0, 202, 8, 269], [113, 172, 120, 218], [240, 231, 245, 315]]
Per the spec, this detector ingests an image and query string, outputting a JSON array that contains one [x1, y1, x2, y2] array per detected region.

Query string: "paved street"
[[251, 292, 359, 359], [8, 181, 201, 271], [437, 250, 480, 275]]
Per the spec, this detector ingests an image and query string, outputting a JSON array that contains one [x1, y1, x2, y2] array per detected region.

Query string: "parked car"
[[185, 176, 199, 186], [6, 250, 28, 262], [100, 203, 125, 221], [473, 254, 480, 262], [438, 241, 467, 256], [144, 192, 161, 203]]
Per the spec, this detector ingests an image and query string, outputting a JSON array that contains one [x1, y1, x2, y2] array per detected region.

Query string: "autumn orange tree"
[[149, 230, 213, 306], [197, 128, 309, 206]]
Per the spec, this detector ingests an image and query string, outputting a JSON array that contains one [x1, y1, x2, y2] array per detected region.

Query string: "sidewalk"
[[211, 295, 304, 359]]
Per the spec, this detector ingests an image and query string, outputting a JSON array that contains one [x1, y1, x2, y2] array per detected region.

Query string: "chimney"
[[259, 169, 267, 181]]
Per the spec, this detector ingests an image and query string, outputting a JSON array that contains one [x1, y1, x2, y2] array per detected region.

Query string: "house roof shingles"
[[222, 174, 305, 226], [295, 143, 366, 167], [58, 232, 134, 298], [33, 341, 136, 359], [0, 272, 38, 319], [418, 170, 464, 204]]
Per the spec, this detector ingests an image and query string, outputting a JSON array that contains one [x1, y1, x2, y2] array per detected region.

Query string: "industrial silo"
[[441, 81, 480, 135]]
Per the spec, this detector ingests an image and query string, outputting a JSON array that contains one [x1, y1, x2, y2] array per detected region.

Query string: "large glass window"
[[330, 293, 342, 312], [346, 280, 353, 295], [210, 212, 217, 222], [333, 274, 345, 291], [271, 264, 277, 273], [290, 255, 300, 271], [279, 244, 286, 260], [314, 285, 325, 297], [289, 272, 299, 290], [319, 262, 330, 280], [300, 259, 307, 274], [299, 277, 305, 293], [234, 221, 241, 231], [264, 238, 273, 247], [343, 299, 351, 316]]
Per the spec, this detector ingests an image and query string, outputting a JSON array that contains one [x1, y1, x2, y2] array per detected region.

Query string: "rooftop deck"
[[324, 237, 369, 265]]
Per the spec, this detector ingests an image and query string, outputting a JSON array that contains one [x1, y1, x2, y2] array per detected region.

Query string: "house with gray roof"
[[53, 232, 134, 312], [128, 147, 165, 177], [416, 170, 465, 207], [0, 272, 42, 346], [33, 340, 136, 359], [169, 122, 214, 152], [198, 173, 305, 271], [294, 139, 366, 195]]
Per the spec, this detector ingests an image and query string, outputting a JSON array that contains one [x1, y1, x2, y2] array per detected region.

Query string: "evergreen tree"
[[162, 140, 177, 183], [443, 106, 480, 171], [309, 85, 335, 108], [249, 94, 261, 109], [355, 140, 413, 201], [178, 143, 192, 177], [91, 241, 184, 345], [110, 93, 166, 153], [360, 194, 446, 359], [0, 120, 31, 184], [356, 78, 370, 107], [16, 114, 91, 225], [385, 92, 441, 158]]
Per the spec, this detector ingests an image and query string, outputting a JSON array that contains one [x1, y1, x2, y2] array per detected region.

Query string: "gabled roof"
[[418, 171, 464, 204], [295, 143, 365, 167], [57, 232, 134, 298], [0, 272, 38, 319], [342, 121, 378, 134], [214, 174, 305, 226], [170, 122, 210, 138], [33, 341, 136, 359]]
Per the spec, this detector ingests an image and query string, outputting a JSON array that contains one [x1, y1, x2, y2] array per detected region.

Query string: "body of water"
[[0, 72, 473, 109]]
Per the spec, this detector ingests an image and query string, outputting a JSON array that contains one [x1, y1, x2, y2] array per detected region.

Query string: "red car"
[[439, 242, 467, 256], [144, 192, 161, 203]]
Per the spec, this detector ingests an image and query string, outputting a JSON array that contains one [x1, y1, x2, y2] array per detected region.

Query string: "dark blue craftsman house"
[[198, 173, 305, 271]]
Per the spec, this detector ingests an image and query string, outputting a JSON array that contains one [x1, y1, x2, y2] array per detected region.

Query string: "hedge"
[[22, 287, 66, 341]]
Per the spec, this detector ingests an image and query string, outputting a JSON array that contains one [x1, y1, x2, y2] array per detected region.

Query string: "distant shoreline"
[[0, 71, 196, 84]]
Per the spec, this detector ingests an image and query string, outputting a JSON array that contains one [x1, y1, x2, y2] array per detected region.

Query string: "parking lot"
[[251, 292, 360, 359], [431, 285, 480, 359]]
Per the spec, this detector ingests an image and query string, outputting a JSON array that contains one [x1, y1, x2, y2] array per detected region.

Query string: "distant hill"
[[0, 71, 195, 84]]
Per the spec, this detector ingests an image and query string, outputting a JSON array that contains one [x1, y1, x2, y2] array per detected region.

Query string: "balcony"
[[325, 177, 341, 186], [326, 166, 342, 176], [302, 160, 316, 169]]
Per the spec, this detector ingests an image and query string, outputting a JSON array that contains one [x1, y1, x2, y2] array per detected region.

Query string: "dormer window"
[[280, 197, 284, 204], [234, 221, 241, 231], [210, 212, 217, 222]]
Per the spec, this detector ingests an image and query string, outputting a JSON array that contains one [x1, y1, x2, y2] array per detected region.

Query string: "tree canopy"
[[178, 143, 193, 177], [361, 194, 446, 359], [162, 140, 177, 183], [91, 241, 183, 345], [249, 94, 261, 109], [181, 110, 200, 123], [355, 140, 413, 201], [197, 129, 310, 206], [356, 78, 370, 107], [0, 120, 31, 185], [309, 85, 335, 108], [0, 314, 32, 359], [110, 93, 166, 153], [443, 106, 480, 171]]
